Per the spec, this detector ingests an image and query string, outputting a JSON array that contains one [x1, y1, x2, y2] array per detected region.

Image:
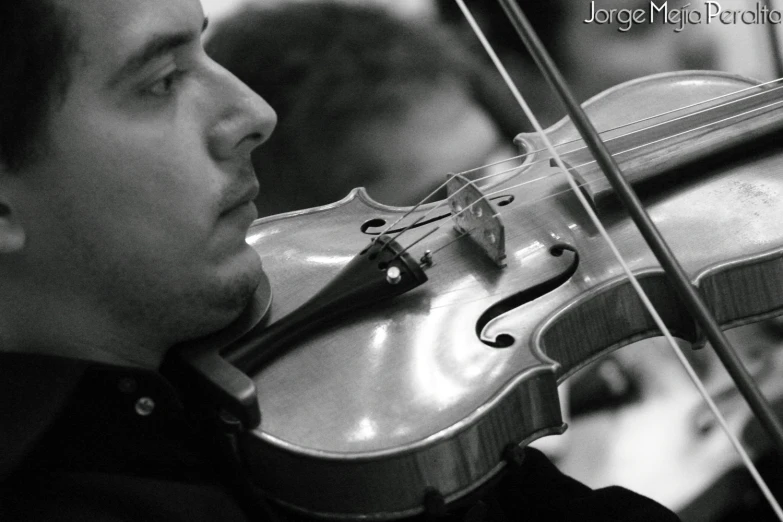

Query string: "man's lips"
[[220, 181, 260, 217]]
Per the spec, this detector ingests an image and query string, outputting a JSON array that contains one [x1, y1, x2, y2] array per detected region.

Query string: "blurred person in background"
[[437, 0, 720, 126], [206, 1, 525, 217]]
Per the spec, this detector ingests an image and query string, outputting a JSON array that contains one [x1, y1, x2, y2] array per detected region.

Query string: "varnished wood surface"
[[239, 71, 783, 518]]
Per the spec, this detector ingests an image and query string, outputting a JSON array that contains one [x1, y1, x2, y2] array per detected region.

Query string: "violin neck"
[[575, 85, 783, 208]]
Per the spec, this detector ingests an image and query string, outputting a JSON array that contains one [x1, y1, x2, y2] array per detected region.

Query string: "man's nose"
[[208, 67, 277, 161]]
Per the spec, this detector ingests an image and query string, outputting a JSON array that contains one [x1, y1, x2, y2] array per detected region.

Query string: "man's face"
[[10, 0, 276, 362]]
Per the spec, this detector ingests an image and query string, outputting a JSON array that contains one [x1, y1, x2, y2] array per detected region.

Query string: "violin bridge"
[[446, 173, 506, 267]]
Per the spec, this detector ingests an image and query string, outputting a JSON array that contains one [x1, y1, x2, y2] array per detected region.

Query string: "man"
[[0, 1, 679, 521], [1, 0, 275, 519], [0, 0, 275, 368]]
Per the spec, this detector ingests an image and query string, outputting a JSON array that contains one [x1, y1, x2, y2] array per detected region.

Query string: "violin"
[[168, 69, 783, 519], [167, 5, 783, 520]]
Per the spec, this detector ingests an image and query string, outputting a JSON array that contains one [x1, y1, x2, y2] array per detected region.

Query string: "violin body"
[[236, 71, 783, 518]]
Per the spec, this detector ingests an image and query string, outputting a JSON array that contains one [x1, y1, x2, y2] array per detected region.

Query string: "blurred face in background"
[[348, 81, 517, 207], [557, 0, 719, 100]]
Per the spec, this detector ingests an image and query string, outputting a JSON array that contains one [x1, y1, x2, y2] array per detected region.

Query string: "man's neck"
[[0, 293, 163, 369]]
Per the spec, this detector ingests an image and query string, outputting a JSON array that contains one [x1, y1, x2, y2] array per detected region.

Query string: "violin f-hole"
[[361, 214, 451, 235], [476, 244, 579, 348]]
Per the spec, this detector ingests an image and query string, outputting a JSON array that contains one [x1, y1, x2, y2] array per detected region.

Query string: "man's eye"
[[145, 70, 186, 97]]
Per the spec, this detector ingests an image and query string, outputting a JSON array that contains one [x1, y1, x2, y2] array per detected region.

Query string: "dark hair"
[[207, 1, 524, 215], [0, 2, 77, 170]]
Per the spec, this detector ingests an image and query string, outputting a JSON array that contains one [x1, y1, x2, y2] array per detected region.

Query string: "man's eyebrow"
[[109, 17, 209, 87]]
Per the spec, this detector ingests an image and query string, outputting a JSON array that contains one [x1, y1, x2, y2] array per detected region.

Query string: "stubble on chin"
[[173, 255, 265, 343]]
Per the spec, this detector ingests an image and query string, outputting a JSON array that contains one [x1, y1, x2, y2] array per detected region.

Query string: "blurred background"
[[199, 0, 783, 520], [202, 0, 783, 112]]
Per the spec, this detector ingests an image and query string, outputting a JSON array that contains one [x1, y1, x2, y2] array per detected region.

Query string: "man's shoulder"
[[0, 353, 255, 522]]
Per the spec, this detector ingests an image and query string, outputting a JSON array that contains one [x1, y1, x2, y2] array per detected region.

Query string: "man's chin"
[[176, 247, 264, 335], [170, 265, 265, 353], [216, 253, 265, 325]]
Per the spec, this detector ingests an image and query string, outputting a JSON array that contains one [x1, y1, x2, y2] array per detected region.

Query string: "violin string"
[[371, 175, 470, 245], [377, 81, 783, 247], [468, 76, 783, 191], [493, 77, 783, 172], [427, 228, 472, 258], [517, 96, 783, 197], [386, 226, 440, 264], [376, 73, 783, 255], [500, 81, 783, 182], [448, 76, 783, 190], [454, 0, 783, 517], [377, 168, 521, 250], [451, 109, 782, 244], [388, 74, 783, 220], [380, 92, 783, 251], [457, 90, 783, 214]]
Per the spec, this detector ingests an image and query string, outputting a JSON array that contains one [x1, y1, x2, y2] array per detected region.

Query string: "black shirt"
[[0, 352, 679, 522], [0, 353, 253, 522]]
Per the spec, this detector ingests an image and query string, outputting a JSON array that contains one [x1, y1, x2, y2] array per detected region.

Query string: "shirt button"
[[135, 396, 155, 416]]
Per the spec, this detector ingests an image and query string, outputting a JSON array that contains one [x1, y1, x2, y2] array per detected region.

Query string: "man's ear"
[[0, 199, 26, 253]]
